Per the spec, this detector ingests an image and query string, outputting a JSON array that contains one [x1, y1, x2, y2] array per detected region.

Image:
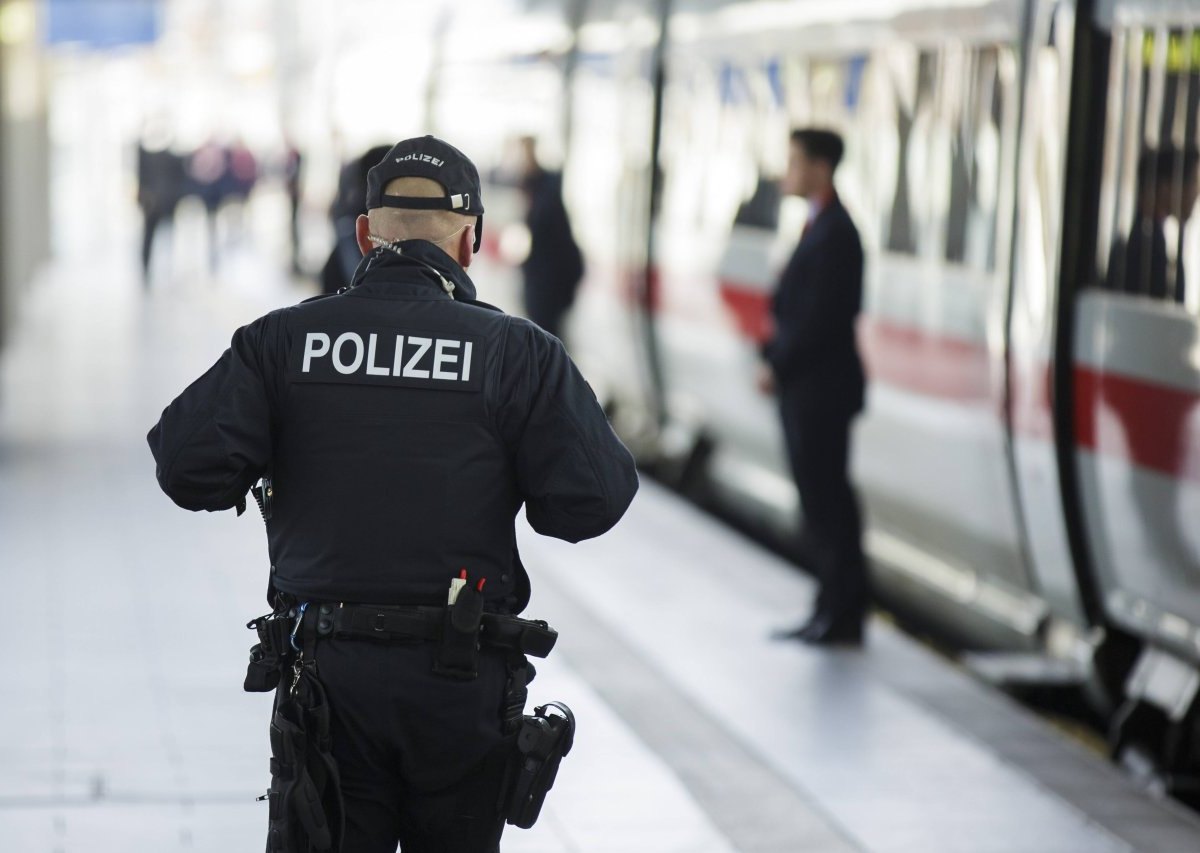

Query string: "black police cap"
[[365, 136, 485, 252]]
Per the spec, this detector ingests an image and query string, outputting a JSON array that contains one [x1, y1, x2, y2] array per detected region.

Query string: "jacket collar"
[[806, 188, 838, 226], [348, 239, 479, 302]]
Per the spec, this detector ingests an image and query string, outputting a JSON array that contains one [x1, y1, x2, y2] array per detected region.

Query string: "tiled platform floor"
[[1, 244, 1198, 852]]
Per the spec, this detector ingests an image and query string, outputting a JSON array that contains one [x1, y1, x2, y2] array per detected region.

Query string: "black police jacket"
[[763, 196, 865, 415], [147, 241, 638, 612]]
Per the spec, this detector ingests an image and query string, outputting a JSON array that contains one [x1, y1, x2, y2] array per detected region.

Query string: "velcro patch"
[[289, 327, 483, 391]]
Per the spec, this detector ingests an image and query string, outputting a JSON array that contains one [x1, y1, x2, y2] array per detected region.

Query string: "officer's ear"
[[355, 215, 373, 256], [458, 224, 475, 270]]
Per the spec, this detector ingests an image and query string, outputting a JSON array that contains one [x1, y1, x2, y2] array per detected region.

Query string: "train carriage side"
[[1067, 0, 1200, 792], [647, 0, 1069, 652], [560, 2, 666, 455]]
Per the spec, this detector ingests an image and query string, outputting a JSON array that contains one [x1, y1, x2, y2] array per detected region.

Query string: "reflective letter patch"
[[290, 326, 483, 391]]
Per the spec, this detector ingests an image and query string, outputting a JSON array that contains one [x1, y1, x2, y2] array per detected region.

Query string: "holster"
[[266, 665, 344, 852], [245, 613, 295, 693], [505, 701, 575, 829], [254, 607, 344, 853]]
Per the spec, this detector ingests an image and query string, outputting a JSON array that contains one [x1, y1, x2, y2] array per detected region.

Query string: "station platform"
[[2, 245, 1200, 852]]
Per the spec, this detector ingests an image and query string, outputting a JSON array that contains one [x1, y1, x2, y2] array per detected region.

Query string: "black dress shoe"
[[771, 612, 863, 645], [770, 621, 817, 642], [770, 613, 827, 642], [799, 613, 863, 646]]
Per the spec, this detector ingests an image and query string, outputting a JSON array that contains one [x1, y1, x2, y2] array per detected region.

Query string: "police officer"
[[147, 136, 638, 852]]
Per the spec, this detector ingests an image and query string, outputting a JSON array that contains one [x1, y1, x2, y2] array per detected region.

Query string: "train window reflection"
[[943, 47, 1005, 272], [1098, 27, 1200, 311], [732, 176, 780, 231], [881, 48, 927, 256]]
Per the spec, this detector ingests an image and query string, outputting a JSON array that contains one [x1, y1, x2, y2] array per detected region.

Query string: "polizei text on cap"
[[395, 153, 445, 167]]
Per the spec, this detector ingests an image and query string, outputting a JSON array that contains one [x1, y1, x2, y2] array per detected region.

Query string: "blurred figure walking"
[[518, 136, 584, 341], [760, 128, 869, 646], [224, 137, 260, 245], [136, 130, 185, 285], [188, 138, 230, 273], [282, 141, 304, 274]]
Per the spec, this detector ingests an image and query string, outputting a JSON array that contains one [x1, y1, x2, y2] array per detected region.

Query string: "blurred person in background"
[[223, 137, 260, 245], [1106, 145, 1200, 303], [148, 135, 637, 852], [136, 126, 186, 285], [518, 136, 584, 341], [187, 137, 231, 273], [282, 140, 304, 274], [320, 144, 391, 294], [760, 128, 869, 646]]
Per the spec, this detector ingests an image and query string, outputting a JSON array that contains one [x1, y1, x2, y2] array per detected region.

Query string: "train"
[[427, 0, 1200, 798]]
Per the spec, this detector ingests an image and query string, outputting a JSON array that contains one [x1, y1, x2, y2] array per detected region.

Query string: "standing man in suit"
[[759, 128, 869, 645]]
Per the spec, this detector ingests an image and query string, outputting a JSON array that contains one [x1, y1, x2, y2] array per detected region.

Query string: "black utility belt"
[[305, 602, 557, 658], [245, 599, 557, 692], [246, 590, 575, 840]]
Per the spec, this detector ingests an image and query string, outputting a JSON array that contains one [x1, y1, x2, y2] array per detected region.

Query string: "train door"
[[1078, 3, 1200, 671], [847, 26, 1040, 646], [1007, 0, 1096, 649], [649, 20, 796, 513], [560, 1, 665, 454]]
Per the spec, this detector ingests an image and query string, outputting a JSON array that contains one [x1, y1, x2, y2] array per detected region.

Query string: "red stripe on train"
[[1074, 367, 1200, 483], [857, 319, 995, 404], [716, 278, 995, 402], [718, 284, 773, 344], [716, 278, 1200, 482]]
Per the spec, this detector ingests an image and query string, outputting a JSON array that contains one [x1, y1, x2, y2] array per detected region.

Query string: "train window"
[[878, 47, 931, 256], [1097, 27, 1200, 310], [732, 176, 780, 231], [943, 47, 1007, 272]]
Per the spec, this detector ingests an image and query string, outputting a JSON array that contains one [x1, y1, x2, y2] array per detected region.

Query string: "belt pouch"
[[244, 643, 279, 693], [245, 616, 291, 693], [434, 586, 483, 679]]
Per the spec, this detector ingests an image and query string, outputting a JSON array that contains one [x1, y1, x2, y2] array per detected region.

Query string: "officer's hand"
[[756, 363, 776, 396]]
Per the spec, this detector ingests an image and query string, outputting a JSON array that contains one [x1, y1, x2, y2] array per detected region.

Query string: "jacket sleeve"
[[147, 316, 275, 511], [494, 319, 639, 542], [764, 225, 863, 382]]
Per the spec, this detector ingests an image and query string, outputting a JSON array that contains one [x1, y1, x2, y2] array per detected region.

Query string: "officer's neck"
[[355, 240, 479, 302]]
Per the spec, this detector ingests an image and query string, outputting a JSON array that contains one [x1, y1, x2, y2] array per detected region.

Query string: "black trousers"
[[306, 638, 515, 853], [141, 207, 170, 277], [779, 388, 869, 621]]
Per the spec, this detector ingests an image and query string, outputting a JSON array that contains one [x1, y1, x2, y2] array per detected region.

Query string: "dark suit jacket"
[[763, 197, 865, 415], [522, 169, 584, 316]]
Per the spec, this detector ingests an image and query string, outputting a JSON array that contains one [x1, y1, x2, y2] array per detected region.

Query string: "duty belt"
[[245, 589, 570, 848], [301, 602, 558, 659]]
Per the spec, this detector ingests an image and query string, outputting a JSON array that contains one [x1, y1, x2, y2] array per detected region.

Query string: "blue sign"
[[47, 0, 162, 49]]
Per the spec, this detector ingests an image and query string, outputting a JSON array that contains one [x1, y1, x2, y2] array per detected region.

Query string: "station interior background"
[[0, 0, 560, 328], [4, 1, 1200, 851]]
